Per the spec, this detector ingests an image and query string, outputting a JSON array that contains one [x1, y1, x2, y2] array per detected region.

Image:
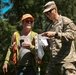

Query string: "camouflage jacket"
[[47, 15, 76, 64]]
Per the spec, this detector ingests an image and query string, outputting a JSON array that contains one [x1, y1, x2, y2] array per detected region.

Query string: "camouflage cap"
[[62, 63, 76, 70], [43, 1, 56, 13]]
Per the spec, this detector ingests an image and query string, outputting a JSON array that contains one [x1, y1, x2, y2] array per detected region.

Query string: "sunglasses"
[[45, 9, 54, 15], [45, 11, 50, 15], [25, 20, 33, 23]]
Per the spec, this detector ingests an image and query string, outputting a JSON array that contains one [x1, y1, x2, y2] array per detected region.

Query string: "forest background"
[[0, 0, 76, 75]]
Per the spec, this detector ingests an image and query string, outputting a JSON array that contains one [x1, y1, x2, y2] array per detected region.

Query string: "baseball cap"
[[21, 14, 34, 21], [43, 1, 56, 13]]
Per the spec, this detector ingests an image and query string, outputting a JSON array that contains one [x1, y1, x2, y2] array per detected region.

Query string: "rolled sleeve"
[[4, 47, 11, 64]]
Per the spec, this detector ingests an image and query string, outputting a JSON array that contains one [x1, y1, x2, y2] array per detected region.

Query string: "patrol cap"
[[62, 63, 76, 70], [21, 14, 34, 21], [43, 1, 56, 13]]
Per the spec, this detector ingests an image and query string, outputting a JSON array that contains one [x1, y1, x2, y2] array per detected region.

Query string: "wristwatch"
[[55, 32, 58, 38]]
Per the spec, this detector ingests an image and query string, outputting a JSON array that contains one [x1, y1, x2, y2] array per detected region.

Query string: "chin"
[[27, 26, 31, 29], [27, 27, 31, 29]]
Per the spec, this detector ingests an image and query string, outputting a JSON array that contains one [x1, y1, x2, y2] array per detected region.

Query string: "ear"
[[55, 7, 58, 12]]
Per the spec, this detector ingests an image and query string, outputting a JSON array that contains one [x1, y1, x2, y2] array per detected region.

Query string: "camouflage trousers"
[[45, 62, 76, 75]]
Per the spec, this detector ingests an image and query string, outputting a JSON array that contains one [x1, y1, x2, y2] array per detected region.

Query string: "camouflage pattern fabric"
[[46, 15, 76, 75]]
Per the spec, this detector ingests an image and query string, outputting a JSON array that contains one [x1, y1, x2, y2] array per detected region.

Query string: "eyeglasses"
[[25, 20, 33, 23]]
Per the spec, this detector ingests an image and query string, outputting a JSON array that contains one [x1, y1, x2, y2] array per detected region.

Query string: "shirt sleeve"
[[4, 34, 14, 64], [4, 47, 11, 64], [56, 18, 76, 41]]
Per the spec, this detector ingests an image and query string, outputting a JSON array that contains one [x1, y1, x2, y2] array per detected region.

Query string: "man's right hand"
[[41, 31, 56, 37], [2, 64, 8, 73]]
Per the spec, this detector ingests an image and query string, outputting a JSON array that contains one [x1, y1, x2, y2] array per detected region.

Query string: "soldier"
[[42, 1, 76, 75]]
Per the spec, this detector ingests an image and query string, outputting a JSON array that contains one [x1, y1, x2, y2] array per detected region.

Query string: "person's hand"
[[41, 31, 56, 37], [22, 42, 31, 47], [2, 64, 8, 73]]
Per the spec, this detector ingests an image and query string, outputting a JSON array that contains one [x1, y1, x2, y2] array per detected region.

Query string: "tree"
[[1, 0, 76, 75], [0, 18, 16, 74]]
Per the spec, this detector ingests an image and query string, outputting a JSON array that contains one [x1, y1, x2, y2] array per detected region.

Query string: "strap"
[[12, 32, 18, 64], [31, 31, 37, 42]]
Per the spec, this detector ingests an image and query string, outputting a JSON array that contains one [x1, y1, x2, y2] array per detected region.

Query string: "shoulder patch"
[[62, 16, 73, 25], [69, 23, 76, 31], [62, 16, 76, 30]]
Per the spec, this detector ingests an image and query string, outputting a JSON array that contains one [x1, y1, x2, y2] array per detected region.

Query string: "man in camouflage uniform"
[[42, 1, 76, 75]]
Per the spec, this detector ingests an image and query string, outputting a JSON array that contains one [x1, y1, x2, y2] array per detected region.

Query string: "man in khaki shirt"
[[42, 1, 76, 75]]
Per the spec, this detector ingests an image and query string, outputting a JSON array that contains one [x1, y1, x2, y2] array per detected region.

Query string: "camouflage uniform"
[[45, 15, 76, 75]]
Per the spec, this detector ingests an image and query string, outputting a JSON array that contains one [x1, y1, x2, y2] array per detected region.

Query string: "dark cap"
[[43, 1, 56, 13]]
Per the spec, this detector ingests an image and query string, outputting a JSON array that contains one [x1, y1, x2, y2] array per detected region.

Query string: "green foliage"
[[1, 0, 76, 75], [0, 19, 16, 74], [74, 38, 76, 50], [0, 20, 16, 50]]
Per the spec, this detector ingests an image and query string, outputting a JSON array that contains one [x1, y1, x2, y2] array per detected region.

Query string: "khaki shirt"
[[47, 15, 76, 63]]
